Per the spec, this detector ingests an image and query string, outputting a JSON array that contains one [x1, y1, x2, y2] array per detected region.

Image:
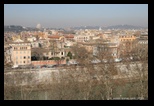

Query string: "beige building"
[[119, 35, 136, 42], [118, 35, 136, 53], [9, 39, 31, 66]]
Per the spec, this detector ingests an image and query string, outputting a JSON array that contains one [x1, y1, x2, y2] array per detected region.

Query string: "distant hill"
[[105, 25, 147, 29], [70, 25, 147, 30], [4, 25, 24, 32], [4, 24, 148, 32], [4, 25, 41, 32], [71, 26, 100, 30], [4, 25, 65, 32]]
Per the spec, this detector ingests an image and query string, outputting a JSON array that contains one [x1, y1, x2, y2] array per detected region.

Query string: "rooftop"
[[48, 35, 62, 38], [64, 34, 74, 38]]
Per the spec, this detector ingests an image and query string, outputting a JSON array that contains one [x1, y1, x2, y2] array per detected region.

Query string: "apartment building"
[[93, 43, 119, 58], [48, 35, 66, 42], [118, 35, 136, 53], [64, 34, 75, 41], [9, 39, 31, 66], [119, 35, 136, 42], [74, 35, 90, 42]]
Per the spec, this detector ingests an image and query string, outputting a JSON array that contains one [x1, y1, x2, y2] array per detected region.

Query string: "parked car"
[[52, 65, 58, 68], [36, 66, 41, 69], [47, 65, 53, 68], [59, 64, 67, 67], [41, 65, 47, 68], [12, 65, 18, 69], [31, 66, 35, 69], [114, 58, 122, 62]]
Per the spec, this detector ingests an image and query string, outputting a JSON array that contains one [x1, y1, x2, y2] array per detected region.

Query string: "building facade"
[[74, 35, 90, 42], [119, 35, 136, 42], [9, 39, 31, 66]]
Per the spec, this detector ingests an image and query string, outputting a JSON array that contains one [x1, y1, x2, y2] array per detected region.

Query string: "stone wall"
[[4, 62, 148, 86], [4, 69, 60, 86]]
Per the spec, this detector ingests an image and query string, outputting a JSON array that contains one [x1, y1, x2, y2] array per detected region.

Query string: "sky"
[[4, 4, 148, 28]]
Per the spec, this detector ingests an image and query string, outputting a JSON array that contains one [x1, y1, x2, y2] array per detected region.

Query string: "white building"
[[74, 35, 90, 42], [27, 36, 36, 42]]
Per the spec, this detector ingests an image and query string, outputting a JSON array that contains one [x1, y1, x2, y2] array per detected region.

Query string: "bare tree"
[[117, 39, 148, 99]]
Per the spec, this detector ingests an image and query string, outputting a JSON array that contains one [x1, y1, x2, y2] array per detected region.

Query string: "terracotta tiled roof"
[[65, 35, 74, 38], [48, 35, 62, 39], [7, 41, 31, 44], [97, 34, 103, 36]]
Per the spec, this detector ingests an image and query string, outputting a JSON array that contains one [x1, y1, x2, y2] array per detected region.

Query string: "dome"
[[36, 24, 41, 29]]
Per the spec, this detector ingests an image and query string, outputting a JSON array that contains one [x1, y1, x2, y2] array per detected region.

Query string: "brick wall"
[[31, 60, 66, 66]]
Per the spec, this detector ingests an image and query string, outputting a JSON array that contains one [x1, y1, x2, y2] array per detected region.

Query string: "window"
[[16, 56, 18, 59], [24, 56, 26, 59], [20, 51, 22, 54], [23, 61, 25, 63], [16, 61, 18, 64], [28, 56, 30, 59], [20, 56, 22, 59], [16, 51, 18, 54], [61, 52, 63, 55], [20, 61, 22, 63]]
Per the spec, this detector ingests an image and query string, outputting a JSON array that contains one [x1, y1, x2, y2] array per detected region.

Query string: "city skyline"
[[4, 4, 148, 28]]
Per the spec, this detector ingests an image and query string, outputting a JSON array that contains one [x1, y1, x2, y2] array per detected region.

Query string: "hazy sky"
[[4, 4, 148, 28]]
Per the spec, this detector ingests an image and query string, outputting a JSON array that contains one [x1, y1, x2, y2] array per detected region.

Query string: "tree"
[[117, 39, 148, 99], [50, 40, 58, 56], [67, 51, 72, 59], [39, 43, 42, 48], [43, 56, 48, 60]]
